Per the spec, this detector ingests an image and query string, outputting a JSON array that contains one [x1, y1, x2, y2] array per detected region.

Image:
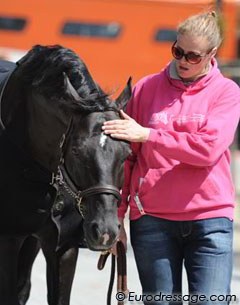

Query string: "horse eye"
[[71, 147, 79, 155]]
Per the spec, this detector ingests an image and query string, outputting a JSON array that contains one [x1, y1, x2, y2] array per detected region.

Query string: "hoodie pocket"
[[137, 168, 170, 196]]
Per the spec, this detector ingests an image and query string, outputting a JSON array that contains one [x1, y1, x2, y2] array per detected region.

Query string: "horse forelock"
[[15, 44, 111, 113]]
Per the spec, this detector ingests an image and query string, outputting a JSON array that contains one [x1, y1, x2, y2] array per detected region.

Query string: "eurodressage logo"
[[115, 291, 238, 304]]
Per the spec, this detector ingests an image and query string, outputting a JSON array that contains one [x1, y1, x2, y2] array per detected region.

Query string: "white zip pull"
[[134, 193, 146, 215]]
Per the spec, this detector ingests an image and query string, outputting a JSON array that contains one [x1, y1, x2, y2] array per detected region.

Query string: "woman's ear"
[[210, 47, 218, 58]]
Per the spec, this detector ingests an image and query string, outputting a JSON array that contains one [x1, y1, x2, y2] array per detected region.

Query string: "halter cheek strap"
[[52, 165, 121, 218]]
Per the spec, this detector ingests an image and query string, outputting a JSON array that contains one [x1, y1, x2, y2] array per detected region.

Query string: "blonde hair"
[[177, 11, 223, 49]]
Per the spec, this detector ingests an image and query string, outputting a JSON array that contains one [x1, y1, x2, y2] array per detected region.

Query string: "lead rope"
[[116, 241, 128, 305], [97, 240, 127, 305]]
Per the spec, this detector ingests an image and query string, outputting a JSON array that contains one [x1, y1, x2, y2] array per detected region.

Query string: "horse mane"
[[15, 45, 113, 113]]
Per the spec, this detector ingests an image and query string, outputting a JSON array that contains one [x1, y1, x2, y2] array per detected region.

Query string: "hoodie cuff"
[[146, 128, 160, 146]]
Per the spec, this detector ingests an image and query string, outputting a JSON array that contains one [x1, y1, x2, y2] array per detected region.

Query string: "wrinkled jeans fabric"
[[130, 215, 233, 305]]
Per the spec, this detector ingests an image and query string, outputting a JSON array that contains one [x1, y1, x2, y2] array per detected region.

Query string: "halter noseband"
[[52, 165, 121, 218]]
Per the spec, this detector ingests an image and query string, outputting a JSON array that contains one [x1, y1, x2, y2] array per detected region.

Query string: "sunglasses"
[[171, 41, 211, 64]]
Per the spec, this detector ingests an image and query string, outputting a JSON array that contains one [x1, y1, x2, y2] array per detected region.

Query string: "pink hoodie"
[[118, 59, 240, 221]]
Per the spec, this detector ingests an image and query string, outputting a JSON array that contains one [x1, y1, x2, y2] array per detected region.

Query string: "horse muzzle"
[[83, 217, 120, 251]]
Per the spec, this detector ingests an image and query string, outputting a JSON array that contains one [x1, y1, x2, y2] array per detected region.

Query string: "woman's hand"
[[110, 218, 127, 256], [102, 110, 150, 142]]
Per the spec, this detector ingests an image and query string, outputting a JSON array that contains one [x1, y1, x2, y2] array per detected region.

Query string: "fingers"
[[102, 120, 130, 136], [102, 123, 126, 131], [109, 238, 127, 256], [102, 110, 132, 129], [109, 133, 130, 140], [102, 124, 131, 140], [102, 127, 128, 136], [102, 115, 149, 142], [110, 246, 117, 256], [109, 241, 118, 256], [119, 110, 131, 120]]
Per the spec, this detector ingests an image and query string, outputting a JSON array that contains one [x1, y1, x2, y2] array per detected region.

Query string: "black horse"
[[0, 45, 131, 305]]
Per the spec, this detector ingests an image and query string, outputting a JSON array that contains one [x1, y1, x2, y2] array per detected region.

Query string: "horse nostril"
[[88, 221, 119, 247], [90, 222, 100, 241]]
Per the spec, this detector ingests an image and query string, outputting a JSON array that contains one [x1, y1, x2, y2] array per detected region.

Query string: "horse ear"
[[63, 72, 81, 101], [115, 77, 132, 111]]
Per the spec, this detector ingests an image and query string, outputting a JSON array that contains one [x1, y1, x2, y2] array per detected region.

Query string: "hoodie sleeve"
[[118, 152, 137, 218], [147, 80, 240, 167], [118, 84, 142, 218]]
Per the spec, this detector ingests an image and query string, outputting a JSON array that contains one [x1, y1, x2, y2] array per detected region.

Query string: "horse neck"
[[1, 76, 28, 145], [26, 96, 71, 173], [3, 85, 69, 173]]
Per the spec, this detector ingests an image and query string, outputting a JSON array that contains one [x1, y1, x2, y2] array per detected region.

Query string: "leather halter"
[[98, 240, 128, 305], [53, 165, 121, 218]]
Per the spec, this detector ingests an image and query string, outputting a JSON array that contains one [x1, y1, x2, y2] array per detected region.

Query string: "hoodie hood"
[[165, 58, 221, 93]]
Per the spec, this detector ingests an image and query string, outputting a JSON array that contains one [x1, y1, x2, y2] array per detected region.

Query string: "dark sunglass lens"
[[172, 46, 183, 59], [186, 52, 202, 64]]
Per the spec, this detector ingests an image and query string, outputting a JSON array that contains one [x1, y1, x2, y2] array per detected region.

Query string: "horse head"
[[1, 45, 132, 249], [61, 83, 132, 250]]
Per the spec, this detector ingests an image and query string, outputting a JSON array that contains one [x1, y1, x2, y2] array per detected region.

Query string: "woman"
[[102, 11, 240, 305]]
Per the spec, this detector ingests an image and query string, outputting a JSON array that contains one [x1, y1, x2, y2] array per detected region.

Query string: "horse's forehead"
[[86, 113, 121, 149], [71, 111, 127, 151], [80, 111, 118, 130]]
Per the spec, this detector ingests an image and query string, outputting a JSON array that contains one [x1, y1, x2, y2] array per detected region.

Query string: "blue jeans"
[[130, 216, 233, 305]]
